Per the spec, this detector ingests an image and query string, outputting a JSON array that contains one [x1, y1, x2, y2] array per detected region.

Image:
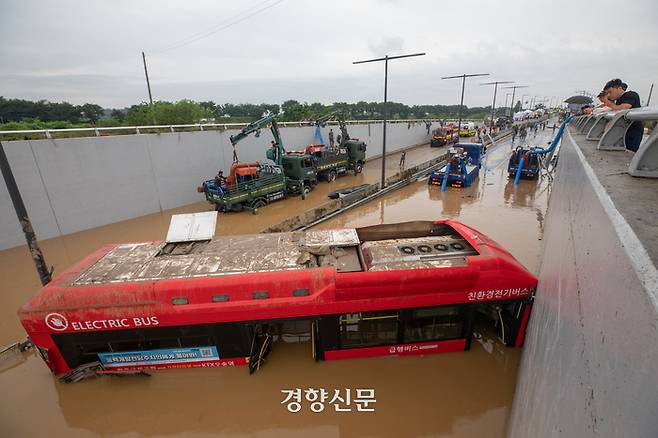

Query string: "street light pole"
[[504, 93, 512, 112], [442, 72, 490, 139], [353, 52, 426, 189], [502, 85, 529, 117], [521, 94, 529, 110], [481, 81, 514, 130]]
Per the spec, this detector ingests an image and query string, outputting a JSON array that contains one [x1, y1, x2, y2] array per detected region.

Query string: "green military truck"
[[200, 163, 295, 212], [199, 114, 306, 213], [267, 111, 367, 186], [199, 111, 366, 213]]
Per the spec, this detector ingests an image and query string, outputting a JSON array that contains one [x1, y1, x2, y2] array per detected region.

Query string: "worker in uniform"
[[214, 170, 226, 186], [328, 129, 335, 148], [271, 141, 280, 162]]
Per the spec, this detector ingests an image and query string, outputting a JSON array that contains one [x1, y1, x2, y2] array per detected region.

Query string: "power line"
[[155, 0, 286, 53]]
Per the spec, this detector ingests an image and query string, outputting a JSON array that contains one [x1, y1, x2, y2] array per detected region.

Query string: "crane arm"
[[228, 113, 286, 163], [314, 110, 351, 144]]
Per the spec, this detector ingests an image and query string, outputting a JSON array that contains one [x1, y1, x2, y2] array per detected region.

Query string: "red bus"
[[18, 220, 536, 378]]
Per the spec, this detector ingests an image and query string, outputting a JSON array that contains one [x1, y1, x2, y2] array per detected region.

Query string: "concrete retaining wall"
[[508, 131, 658, 437], [0, 121, 433, 249]]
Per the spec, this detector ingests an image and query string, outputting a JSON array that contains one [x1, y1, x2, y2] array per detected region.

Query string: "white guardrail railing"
[[572, 106, 658, 178], [0, 118, 487, 139]]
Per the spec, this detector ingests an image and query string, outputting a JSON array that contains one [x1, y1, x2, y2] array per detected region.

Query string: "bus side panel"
[[324, 339, 467, 360], [30, 332, 71, 375]]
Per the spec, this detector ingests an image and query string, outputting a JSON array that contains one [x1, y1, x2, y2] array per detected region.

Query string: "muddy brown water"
[[0, 132, 553, 437]]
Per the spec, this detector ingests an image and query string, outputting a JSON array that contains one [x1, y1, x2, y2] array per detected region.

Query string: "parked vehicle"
[[430, 127, 458, 147]]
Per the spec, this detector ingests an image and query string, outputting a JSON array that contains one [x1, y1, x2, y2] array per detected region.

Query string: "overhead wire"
[[154, 0, 286, 53]]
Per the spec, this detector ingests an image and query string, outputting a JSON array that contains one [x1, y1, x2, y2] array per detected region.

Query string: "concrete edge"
[[566, 129, 658, 309]]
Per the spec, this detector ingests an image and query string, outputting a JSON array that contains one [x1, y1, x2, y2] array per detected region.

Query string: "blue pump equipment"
[[429, 142, 483, 192], [511, 114, 573, 185]]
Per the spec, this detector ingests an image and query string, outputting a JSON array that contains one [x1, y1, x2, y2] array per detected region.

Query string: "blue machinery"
[[511, 114, 573, 185], [429, 143, 483, 192]]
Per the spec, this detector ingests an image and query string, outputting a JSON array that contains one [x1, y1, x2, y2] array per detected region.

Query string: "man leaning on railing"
[[602, 78, 643, 152]]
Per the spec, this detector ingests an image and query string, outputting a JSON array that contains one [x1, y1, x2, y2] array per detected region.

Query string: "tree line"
[[0, 96, 503, 130]]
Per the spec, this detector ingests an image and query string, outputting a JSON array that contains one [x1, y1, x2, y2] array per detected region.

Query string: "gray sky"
[[1, 0, 657, 108]]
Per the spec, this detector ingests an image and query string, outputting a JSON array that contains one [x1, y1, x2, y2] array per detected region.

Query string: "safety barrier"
[[572, 106, 658, 177], [0, 118, 484, 140]]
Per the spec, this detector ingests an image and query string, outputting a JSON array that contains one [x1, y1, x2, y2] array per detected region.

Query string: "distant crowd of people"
[[510, 120, 549, 143]]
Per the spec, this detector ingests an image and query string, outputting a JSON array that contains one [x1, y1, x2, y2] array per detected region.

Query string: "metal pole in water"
[[0, 141, 51, 286]]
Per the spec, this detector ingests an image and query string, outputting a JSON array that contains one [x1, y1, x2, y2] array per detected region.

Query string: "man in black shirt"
[[603, 78, 644, 152]]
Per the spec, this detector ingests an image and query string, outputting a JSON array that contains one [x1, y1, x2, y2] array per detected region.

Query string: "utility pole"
[[0, 141, 51, 286], [504, 93, 512, 112], [353, 52, 426, 189], [521, 94, 529, 110], [481, 81, 514, 130], [647, 84, 654, 106], [442, 73, 490, 139], [142, 51, 153, 105], [502, 85, 529, 117]]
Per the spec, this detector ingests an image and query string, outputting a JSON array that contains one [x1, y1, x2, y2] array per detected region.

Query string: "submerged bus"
[[18, 220, 537, 378]]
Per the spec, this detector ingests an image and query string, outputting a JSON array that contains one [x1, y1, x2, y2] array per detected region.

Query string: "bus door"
[[247, 323, 272, 374]]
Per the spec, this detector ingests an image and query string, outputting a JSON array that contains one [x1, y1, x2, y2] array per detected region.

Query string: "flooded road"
[[0, 130, 553, 438]]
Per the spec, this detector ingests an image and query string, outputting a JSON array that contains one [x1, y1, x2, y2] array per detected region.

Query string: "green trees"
[[0, 97, 84, 123], [0, 96, 493, 131], [124, 100, 213, 125]]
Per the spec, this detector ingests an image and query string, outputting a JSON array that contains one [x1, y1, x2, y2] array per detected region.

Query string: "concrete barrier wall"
[[0, 121, 433, 249], [508, 131, 658, 437]]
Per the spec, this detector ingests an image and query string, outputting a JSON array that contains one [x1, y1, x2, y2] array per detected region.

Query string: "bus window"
[[402, 305, 464, 343], [52, 322, 252, 369], [339, 311, 398, 348]]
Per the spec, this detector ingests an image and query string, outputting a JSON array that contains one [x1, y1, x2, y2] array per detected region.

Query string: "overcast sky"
[[1, 0, 656, 108]]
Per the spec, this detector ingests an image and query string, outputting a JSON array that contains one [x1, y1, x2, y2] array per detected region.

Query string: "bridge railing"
[[572, 106, 658, 178], [0, 118, 484, 141]]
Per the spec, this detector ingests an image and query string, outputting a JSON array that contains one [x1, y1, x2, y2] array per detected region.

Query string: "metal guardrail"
[[572, 106, 658, 178], [0, 118, 486, 140]]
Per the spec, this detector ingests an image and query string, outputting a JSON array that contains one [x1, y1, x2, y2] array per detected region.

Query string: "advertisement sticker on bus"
[[98, 346, 220, 368]]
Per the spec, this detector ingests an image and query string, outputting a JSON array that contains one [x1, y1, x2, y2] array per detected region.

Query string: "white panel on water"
[[166, 211, 217, 243]]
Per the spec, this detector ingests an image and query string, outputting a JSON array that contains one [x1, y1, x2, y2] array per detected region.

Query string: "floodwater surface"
[[0, 130, 554, 438]]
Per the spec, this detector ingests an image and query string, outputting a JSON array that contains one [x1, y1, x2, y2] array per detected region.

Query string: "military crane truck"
[[198, 114, 307, 213], [266, 111, 367, 185]]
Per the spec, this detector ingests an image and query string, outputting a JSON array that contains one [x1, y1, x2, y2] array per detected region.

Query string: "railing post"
[[629, 126, 658, 178], [598, 109, 631, 150], [586, 115, 610, 140]]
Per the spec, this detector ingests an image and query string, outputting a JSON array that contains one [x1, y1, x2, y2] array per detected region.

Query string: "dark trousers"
[[625, 122, 644, 152]]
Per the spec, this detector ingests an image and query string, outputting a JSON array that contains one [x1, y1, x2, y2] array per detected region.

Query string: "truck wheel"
[[354, 163, 363, 174], [327, 170, 337, 182], [251, 198, 267, 212]]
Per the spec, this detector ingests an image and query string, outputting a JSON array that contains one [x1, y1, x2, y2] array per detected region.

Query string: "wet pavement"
[[0, 129, 554, 438]]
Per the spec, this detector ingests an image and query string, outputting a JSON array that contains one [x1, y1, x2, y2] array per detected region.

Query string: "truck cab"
[[343, 138, 367, 173], [431, 127, 457, 147], [280, 153, 317, 191]]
